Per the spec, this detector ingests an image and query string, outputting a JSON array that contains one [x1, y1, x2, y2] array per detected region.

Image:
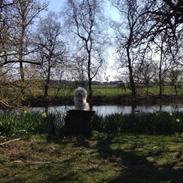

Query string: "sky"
[[40, 0, 120, 81], [46, 0, 66, 12], [44, 0, 120, 21]]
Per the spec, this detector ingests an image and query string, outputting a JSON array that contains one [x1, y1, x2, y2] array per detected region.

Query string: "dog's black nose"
[[77, 93, 83, 97]]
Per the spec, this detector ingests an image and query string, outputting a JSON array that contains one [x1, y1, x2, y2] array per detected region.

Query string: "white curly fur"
[[74, 87, 89, 111]]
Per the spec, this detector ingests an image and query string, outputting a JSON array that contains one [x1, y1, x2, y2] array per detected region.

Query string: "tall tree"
[[11, 0, 47, 81], [112, 0, 151, 96], [34, 12, 66, 99], [143, 0, 183, 48], [71, 53, 87, 86], [64, 0, 105, 106], [0, 0, 15, 67], [152, 0, 183, 37], [169, 68, 182, 95], [135, 58, 156, 93]]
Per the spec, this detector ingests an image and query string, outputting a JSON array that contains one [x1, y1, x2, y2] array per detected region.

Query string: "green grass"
[[92, 86, 131, 96], [45, 85, 182, 97], [1, 85, 183, 100], [136, 86, 179, 96], [49, 85, 183, 97], [1, 85, 183, 108], [0, 133, 183, 182], [0, 111, 183, 182]]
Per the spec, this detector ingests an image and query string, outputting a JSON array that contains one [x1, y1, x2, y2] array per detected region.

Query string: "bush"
[[0, 111, 65, 137], [1, 111, 183, 137], [92, 112, 183, 135]]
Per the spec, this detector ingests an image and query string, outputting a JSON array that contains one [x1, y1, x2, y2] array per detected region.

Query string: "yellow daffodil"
[[41, 112, 47, 118], [176, 118, 180, 123]]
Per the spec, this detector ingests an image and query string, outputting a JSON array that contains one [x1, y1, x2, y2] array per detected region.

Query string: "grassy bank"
[[22, 84, 183, 106], [0, 134, 183, 182], [23, 94, 183, 107], [0, 111, 65, 137], [0, 112, 183, 182], [93, 112, 183, 135], [2, 85, 183, 108], [1, 111, 183, 138], [31, 85, 183, 97]]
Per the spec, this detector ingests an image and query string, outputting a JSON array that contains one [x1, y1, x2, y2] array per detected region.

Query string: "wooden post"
[[64, 110, 95, 137]]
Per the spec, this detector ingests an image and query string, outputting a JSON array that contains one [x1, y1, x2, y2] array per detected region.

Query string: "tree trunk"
[[126, 47, 136, 96], [174, 85, 178, 96], [19, 13, 26, 81], [19, 61, 24, 81], [44, 84, 49, 99], [88, 78, 92, 110], [19, 37, 25, 97], [87, 49, 92, 110], [19, 34, 25, 81], [159, 74, 162, 96], [159, 43, 163, 96], [44, 67, 51, 99]]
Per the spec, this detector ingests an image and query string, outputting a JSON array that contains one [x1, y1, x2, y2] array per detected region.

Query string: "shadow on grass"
[[95, 135, 183, 183], [32, 134, 183, 183]]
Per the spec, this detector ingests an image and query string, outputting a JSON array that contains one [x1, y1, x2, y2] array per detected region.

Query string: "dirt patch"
[[0, 138, 31, 161]]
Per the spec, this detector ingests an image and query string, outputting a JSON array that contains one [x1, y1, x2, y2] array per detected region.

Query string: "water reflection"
[[31, 104, 183, 116]]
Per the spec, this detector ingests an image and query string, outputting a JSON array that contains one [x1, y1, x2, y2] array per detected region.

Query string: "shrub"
[[0, 111, 65, 137], [92, 112, 183, 135], [1, 111, 183, 137]]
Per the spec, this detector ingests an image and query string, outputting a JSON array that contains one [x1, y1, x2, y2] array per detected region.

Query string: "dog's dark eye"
[[77, 93, 82, 97]]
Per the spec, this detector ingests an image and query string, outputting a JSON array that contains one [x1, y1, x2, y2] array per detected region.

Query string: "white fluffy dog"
[[74, 87, 89, 111]]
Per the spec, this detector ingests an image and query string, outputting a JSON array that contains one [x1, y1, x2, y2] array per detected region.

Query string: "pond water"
[[31, 104, 183, 116]]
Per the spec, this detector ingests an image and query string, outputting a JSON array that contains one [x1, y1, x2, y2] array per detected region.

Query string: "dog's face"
[[74, 87, 89, 110], [74, 87, 87, 100]]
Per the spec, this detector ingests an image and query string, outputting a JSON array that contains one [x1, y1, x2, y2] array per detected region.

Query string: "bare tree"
[[141, 0, 183, 96], [148, 0, 183, 38], [112, 0, 151, 96], [9, 0, 47, 81], [169, 69, 182, 95], [34, 12, 66, 99], [71, 53, 87, 86], [0, 0, 16, 67], [139, 0, 183, 61], [152, 32, 177, 96], [64, 0, 105, 106], [135, 58, 157, 95]]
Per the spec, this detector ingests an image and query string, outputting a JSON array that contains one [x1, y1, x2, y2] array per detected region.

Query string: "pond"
[[31, 104, 183, 116]]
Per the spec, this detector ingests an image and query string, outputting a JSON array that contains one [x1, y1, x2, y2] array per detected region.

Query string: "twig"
[[0, 99, 14, 109], [14, 160, 52, 164], [0, 138, 21, 146]]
